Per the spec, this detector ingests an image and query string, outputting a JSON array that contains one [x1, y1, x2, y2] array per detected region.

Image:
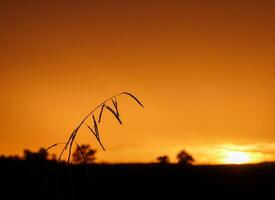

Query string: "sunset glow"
[[224, 151, 250, 164]]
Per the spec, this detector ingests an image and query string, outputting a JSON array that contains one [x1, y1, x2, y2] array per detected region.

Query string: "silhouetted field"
[[1, 158, 275, 199]]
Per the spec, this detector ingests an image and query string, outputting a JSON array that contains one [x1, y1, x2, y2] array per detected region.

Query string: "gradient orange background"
[[1, 0, 275, 164]]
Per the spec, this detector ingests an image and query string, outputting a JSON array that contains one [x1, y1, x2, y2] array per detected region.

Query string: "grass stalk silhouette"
[[47, 92, 144, 163]]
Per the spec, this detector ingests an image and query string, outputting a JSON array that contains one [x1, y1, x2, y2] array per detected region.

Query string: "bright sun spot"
[[224, 151, 250, 164]]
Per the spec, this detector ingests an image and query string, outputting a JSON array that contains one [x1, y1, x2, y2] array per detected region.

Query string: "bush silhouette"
[[72, 144, 97, 164], [157, 155, 170, 164], [177, 150, 194, 165], [23, 148, 48, 162]]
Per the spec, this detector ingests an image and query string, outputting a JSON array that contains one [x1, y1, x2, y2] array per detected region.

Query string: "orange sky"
[[1, 0, 275, 164]]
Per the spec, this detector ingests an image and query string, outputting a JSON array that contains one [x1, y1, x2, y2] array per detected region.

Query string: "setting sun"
[[224, 151, 250, 164]]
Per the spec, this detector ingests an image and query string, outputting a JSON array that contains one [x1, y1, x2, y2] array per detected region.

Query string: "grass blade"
[[74, 141, 87, 163], [96, 138, 106, 151], [67, 130, 77, 163], [105, 105, 122, 124], [98, 104, 105, 123], [85, 123, 105, 151], [85, 123, 97, 137], [58, 130, 76, 161], [46, 142, 66, 151], [123, 92, 144, 108], [112, 99, 119, 117], [93, 115, 99, 137]]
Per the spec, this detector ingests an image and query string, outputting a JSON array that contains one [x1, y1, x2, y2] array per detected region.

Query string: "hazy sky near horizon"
[[1, 0, 275, 163]]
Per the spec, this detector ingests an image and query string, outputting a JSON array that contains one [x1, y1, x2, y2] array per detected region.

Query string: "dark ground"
[[1, 158, 275, 199]]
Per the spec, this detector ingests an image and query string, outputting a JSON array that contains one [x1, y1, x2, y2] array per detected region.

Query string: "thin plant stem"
[[51, 92, 143, 163]]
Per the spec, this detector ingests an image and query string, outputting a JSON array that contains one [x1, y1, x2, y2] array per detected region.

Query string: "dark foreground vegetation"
[[1, 157, 275, 199]]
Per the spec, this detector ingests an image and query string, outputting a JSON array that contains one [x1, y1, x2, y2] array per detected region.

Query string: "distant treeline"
[[0, 144, 195, 165]]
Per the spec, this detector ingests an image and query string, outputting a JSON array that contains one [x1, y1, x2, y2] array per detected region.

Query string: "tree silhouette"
[[72, 144, 97, 164], [177, 150, 195, 165], [157, 155, 170, 164]]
